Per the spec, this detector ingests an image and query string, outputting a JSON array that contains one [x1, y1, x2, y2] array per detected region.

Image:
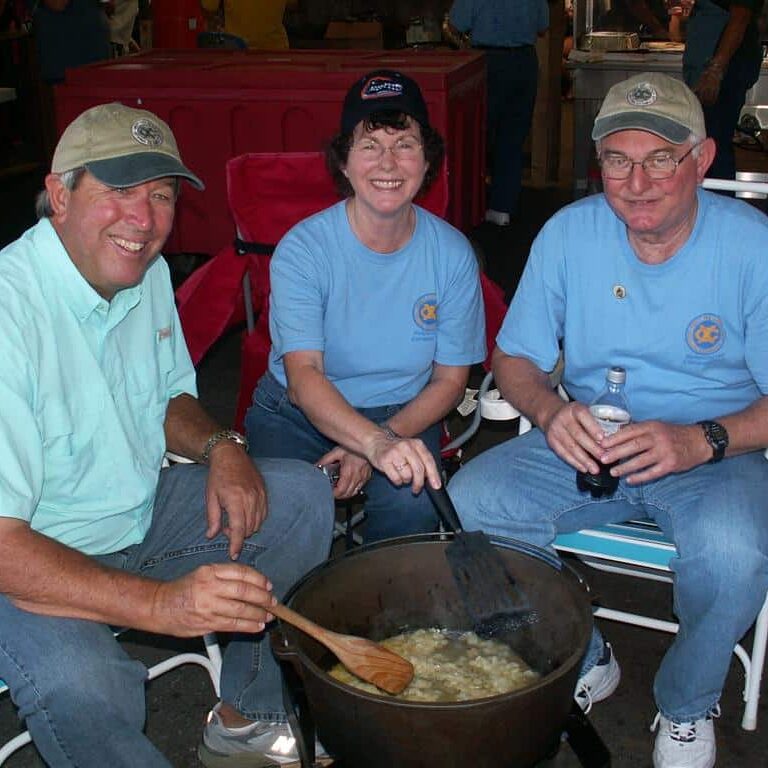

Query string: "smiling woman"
[[244, 69, 487, 544]]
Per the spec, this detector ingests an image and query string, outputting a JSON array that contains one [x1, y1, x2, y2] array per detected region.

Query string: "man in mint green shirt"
[[0, 102, 334, 767]]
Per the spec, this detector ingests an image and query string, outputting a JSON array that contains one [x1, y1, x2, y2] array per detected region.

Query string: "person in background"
[[108, 0, 139, 55], [0, 102, 334, 768], [448, 73, 768, 768], [245, 69, 486, 544], [447, 0, 549, 227], [29, 0, 111, 83], [200, 0, 288, 48], [682, 0, 763, 180]]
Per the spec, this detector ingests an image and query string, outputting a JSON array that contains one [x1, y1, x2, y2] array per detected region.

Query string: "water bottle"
[[576, 366, 631, 498]]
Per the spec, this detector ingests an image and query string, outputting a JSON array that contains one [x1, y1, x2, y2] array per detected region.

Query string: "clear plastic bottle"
[[576, 366, 631, 498]]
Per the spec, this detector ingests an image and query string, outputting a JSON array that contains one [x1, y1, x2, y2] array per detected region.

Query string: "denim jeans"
[[448, 428, 768, 722], [0, 458, 334, 767], [245, 372, 442, 542]]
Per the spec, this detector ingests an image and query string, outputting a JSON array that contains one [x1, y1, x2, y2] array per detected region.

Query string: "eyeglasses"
[[350, 137, 424, 161], [599, 143, 700, 180]]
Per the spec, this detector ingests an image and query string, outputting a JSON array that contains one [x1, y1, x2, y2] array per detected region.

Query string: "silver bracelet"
[[201, 429, 249, 464], [383, 425, 402, 441]]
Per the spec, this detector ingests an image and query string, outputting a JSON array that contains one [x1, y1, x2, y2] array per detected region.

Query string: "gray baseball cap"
[[52, 102, 204, 190], [592, 73, 705, 144]]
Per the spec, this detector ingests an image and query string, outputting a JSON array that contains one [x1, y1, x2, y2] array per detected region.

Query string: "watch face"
[[700, 420, 728, 461]]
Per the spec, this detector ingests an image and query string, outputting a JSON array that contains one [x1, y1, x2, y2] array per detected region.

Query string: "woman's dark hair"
[[326, 111, 445, 199]]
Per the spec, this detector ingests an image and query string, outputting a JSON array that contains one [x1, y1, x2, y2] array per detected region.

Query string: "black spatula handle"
[[426, 485, 464, 533]]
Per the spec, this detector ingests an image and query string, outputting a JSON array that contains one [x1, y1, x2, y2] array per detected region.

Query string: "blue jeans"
[[482, 46, 539, 216], [0, 458, 334, 767], [245, 372, 442, 542], [448, 428, 768, 722]]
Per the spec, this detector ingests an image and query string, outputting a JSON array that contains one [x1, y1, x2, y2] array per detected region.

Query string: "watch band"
[[201, 429, 249, 464], [697, 420, 729, 463]]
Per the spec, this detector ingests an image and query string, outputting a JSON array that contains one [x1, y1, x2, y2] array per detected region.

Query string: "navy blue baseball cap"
[[341, 70, 430, 135]]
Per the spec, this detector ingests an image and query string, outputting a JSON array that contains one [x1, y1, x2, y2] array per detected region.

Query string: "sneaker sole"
[[198, 743, 333, 768]]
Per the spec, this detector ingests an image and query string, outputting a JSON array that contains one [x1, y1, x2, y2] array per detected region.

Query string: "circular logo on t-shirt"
[[686, 314, 725, 354], [413, 293, 437, 331]]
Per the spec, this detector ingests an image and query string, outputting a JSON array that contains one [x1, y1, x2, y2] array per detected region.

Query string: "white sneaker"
[[484, 208, 511, 226], [651, 709, 718, 768], [199, 702, 328, 767], [574, 641, 621, 713]]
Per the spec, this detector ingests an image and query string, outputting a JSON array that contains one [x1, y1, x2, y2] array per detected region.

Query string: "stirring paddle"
[[270, 601, 414, 695]]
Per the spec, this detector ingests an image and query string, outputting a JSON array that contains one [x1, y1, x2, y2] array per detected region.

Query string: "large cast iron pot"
[[272, 533, 593, 768]]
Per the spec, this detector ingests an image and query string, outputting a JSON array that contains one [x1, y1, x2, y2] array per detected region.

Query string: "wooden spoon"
[[270, 602, 414, 695]]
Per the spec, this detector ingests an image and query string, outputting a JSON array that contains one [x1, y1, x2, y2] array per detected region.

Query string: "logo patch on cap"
[[360, 75, 403, 100], [626, 83, 657, 107], [131, 118, 164, 147]]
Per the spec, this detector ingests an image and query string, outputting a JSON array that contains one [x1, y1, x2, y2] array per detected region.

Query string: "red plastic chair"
[[175, 151, 501, 430]]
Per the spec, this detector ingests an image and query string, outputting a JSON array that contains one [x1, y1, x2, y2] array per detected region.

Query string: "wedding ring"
[[395, 462, 407, 471]]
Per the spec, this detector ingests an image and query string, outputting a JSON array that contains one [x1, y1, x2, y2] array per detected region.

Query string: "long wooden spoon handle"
[[270, 601, 337, 645]]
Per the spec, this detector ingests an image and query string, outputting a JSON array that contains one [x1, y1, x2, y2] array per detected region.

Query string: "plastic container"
[[54, 49, 486, 255]]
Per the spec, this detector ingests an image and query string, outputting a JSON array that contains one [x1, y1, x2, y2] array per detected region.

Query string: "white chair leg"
[[0, 731, 32, 766], [741, 593, 768, 730], [204, 632, 223, 697]]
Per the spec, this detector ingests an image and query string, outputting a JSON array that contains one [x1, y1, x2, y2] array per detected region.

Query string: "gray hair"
[[35, 170, 182, 219], [35, 168, 86, 219]]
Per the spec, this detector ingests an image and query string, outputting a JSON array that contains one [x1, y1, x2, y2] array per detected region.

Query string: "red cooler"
[[55, 49, 486, 255]]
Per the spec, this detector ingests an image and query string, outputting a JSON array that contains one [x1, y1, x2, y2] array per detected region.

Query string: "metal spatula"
[[426, 485, 536, 637]]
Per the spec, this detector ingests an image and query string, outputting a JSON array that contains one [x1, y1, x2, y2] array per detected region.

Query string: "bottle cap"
[[607, 366, 626, 385]]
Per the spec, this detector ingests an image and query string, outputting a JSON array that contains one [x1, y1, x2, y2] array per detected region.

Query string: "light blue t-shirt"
[[498, 190, 768, 423], [0, 219, 196, 554], [450, 0, 549, 47], [268, 201, 486, 408]]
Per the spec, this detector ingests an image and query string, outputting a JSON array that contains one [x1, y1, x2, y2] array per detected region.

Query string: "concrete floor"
[[2, 122, 768, 766]]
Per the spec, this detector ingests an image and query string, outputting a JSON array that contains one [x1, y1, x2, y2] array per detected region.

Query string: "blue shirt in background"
[[450, 0, 549, 47]]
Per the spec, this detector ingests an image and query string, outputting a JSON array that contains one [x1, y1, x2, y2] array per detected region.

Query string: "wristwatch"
[[201, 429, 249, 464], [697, 420, 729, 463]]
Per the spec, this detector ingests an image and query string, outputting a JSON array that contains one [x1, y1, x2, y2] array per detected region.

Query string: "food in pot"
[[329, 628, 539, 701]]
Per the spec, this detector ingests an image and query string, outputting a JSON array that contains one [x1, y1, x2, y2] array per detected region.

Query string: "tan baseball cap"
[[52, 102, 204, 190], [592, 73, 705, 144]]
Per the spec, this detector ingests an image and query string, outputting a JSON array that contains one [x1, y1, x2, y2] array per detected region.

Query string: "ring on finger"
[[394, 462, 407, 471]]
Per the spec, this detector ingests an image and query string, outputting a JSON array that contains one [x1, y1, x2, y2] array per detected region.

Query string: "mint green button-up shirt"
[[0, 219, 197, 555]]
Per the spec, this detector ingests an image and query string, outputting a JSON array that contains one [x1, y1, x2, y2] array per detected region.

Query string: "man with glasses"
[[449, 72, 768, 768]]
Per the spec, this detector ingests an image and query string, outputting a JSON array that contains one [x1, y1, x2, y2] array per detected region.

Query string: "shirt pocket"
[[122, 335, 176, 414]]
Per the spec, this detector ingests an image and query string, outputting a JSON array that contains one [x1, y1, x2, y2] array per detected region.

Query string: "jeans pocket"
[[251, 372, 288, 415]]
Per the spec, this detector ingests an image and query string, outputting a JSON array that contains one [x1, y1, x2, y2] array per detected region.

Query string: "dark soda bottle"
[[576, 367, 631, 498]]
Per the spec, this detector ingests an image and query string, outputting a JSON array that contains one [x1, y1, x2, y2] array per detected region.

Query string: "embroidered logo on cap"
[[131, 118, 164, 147], [360, 75, 403, 100], [626, 83, 657, 107]]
